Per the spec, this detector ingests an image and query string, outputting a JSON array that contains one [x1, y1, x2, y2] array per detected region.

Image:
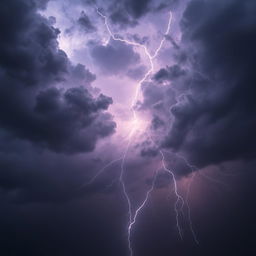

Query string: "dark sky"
[[0, 0, 256, 255]]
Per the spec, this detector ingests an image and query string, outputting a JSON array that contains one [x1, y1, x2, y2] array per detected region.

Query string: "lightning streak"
[[160, 151, 184, 238], [175, 151, 228, 244], [127, 168, 160, 256], [97, 8, 172, 120], [95, 8, 191, 256], [174, 153, 199, 244]]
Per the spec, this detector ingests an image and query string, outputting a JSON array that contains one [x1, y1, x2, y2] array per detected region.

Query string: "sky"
[[0, 0, 256, 255]]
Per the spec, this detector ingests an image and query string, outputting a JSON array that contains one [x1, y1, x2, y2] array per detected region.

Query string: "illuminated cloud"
[[0, 0, 256, 255]]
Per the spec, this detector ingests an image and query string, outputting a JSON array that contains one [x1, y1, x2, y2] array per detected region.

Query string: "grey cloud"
[[137, 0, 256, 172], [151, 115, 165, 130], [90, 39, 140, 75], [154, 65, 186, 82], [110, 8, 138, 28], [159, 0, 256, 168], [106, 0, 152, 28], [83, 0, 180, 28], [34, 87, 115, 153], [78, 11, 97, 33], [138, 81, 176, 112], [71, 63, 96, 84], [124, 0, 152, 19], [0, 0, 116, 154]]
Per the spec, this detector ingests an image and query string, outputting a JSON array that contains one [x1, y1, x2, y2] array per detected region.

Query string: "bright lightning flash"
[[85, 8, 198, 256]]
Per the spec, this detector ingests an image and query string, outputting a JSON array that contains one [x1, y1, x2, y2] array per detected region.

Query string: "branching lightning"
[[127, 168, 160, 256], [96, 8, 172, 121], [174, 152, 199, 244], [85, 8, 199, 255], [159, 151, 185, 239]]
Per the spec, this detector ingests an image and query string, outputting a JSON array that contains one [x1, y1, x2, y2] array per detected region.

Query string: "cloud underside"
[[0, 0, 256, 203], [0, 0, 115, 154], [140, 0, 256, 169]]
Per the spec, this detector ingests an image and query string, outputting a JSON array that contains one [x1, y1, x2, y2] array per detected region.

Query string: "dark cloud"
[[124, 0, 152, 19], [0, 9, 68, 87], [137, 81, 176, 112], [147, 0, 256, 168], [151, 115, 165, 130], [0, 0, 117, 216], [153, 0, 180, 12], [78, 11, 97, 33], [154, 65, 186, 82], [1, 1, 256, 256], [34, 87, 115, 153], [89, 0, 180, 28], [106, 0, 152, 28], [90, 39, 140, 75], [71, 63, 96, 84], [140, 139, 158, 157], [117, 0, 180, 20], [0, 0, 116, 153], [110, 8, 138, 28], [140, 147, 158, 157]]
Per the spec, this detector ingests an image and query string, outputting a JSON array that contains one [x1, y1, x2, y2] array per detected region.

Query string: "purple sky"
[[1, 0, 256, 255]]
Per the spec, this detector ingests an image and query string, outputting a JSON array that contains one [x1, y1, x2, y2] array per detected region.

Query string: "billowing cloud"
[[140, 0, 256, 169], [90, 39, 140, 75], [1, 1, 256, 256], [80, 0, 180, 28], [34, 87, 115, 153], [154, 65, 186, 82], [0, 0, 116, 154]]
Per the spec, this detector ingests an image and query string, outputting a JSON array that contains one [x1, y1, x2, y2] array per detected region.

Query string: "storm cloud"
[[0, 0, 116, 154], [90, 39, 140, 75], [139, 0, 256, 169], [1, 0, 256, 256]]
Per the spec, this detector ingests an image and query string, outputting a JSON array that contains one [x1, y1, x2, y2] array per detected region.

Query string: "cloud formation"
[[141, 0, 256, 169], [90, 39, 140, 75], [1, 1, 256, 256], [0, 0, 115, 154]]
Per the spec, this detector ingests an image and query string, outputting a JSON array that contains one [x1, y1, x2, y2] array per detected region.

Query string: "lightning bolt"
[[173, 151, 230, 244], [96, 8, 172, 120], [173, 152, 199, 244], [159, 150, 185, 239], [86, 8, 197, 255], [127, 168, 160, 256]]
